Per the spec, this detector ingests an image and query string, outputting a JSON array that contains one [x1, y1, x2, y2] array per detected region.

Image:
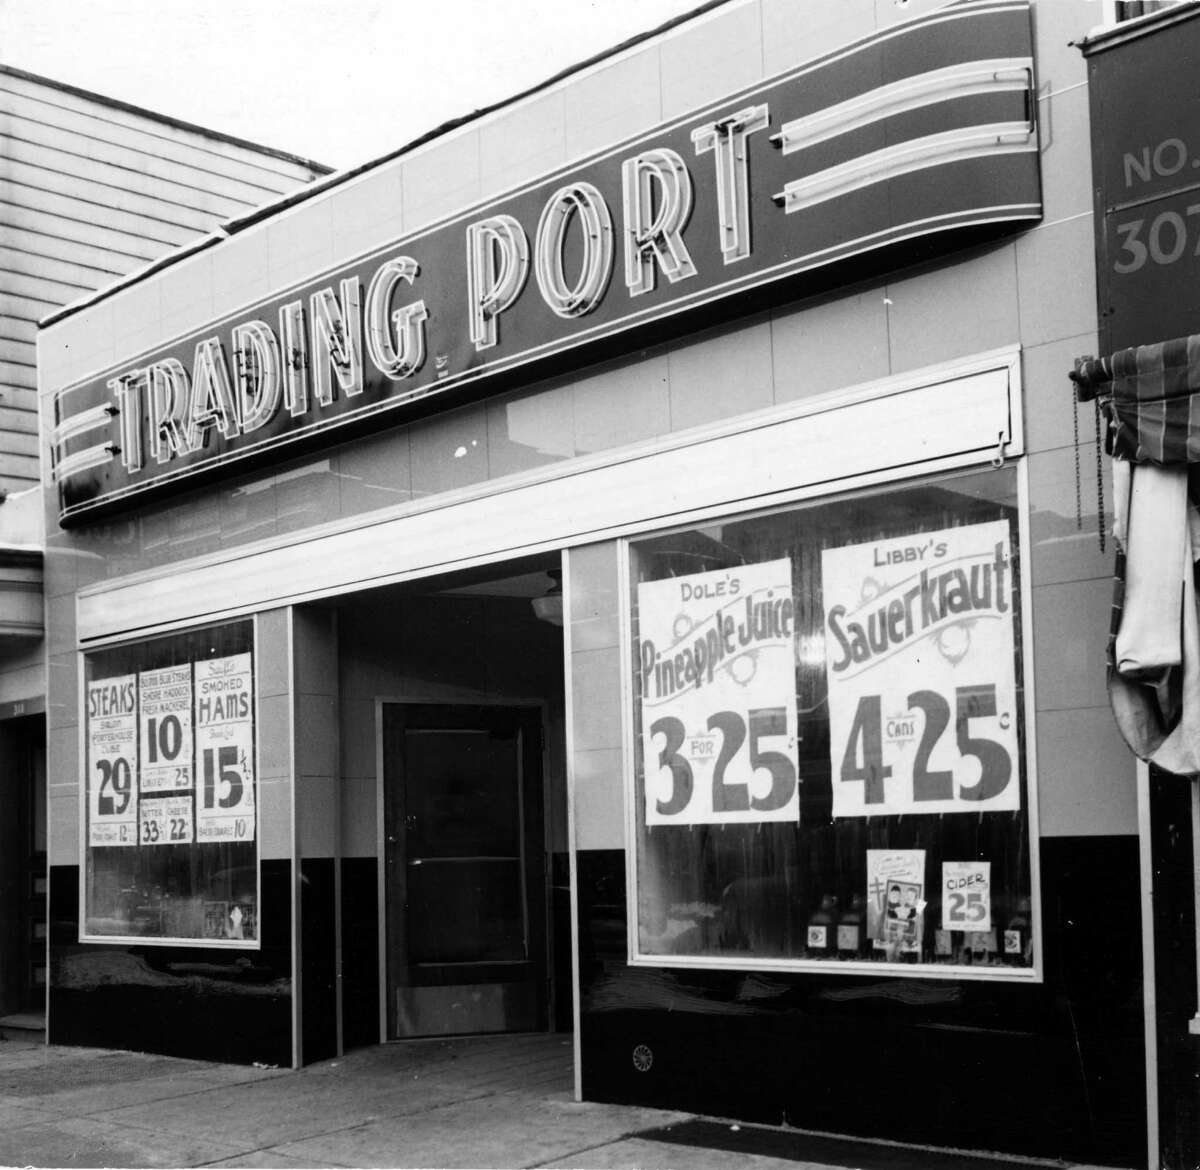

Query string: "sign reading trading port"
[[51, 0, 1039, 525]]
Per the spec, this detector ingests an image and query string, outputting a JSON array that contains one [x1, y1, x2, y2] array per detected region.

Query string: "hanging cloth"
[[1072, 335, 1200, 776]]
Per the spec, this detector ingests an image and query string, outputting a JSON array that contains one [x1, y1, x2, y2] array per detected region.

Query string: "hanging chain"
[[1094, 399, 1106, 553], [1080, 384, 1089, 530]]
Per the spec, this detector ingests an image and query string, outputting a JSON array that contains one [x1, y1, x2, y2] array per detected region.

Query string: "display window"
[[625, 465, 1039, 978], [80, 619, 259, 946]]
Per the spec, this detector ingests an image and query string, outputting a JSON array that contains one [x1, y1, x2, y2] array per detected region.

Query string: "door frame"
[[374, 694, 553, 1043]]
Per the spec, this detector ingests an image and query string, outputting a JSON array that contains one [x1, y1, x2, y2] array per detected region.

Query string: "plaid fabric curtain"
[[1072, 334, 1200, 775], [1071, 333, 1200, 464]]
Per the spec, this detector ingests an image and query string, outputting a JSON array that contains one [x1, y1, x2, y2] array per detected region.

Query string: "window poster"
[[638, 558, 800, 826], [87, 673, 138, 847], [942, 860, 992, 933], [138, 665, 193, 793], [194, 654, 256, 843], [822, 520, 1020, 819], [867, 849, 925, 953]]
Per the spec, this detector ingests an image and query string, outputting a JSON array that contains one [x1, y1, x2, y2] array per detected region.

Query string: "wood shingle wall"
[[0, 64, 329, 495]]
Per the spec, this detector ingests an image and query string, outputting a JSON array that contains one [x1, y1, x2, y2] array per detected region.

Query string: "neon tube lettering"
[[231, 321, 282, 434], [364, 257, 428, 380], [534, 182, 614, 318], [691, 104, 770, 264], [621, 148, 697, 296], [466, 214, 530, 351], [310, 278, 363, 406], [147, 358, 192, 464]]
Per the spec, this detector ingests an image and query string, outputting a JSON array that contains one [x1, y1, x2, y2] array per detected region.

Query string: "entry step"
[[0, 1012, 45, 1041]]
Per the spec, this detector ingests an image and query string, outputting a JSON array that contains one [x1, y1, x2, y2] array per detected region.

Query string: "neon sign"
[[51, 0, 1038, 524]]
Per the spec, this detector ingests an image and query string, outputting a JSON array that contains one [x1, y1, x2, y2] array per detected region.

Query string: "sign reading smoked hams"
[[194, 654, 256, 843]]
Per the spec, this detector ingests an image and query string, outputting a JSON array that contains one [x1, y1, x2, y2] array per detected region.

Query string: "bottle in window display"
[[836, 893, 865, 957], [806, 894, 838, 956], [1003, 896, 1030, 963]]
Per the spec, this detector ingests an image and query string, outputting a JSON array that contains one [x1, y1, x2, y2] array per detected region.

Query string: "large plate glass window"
[[628, 466, 1036, 976], [82, 620, 258, 946]]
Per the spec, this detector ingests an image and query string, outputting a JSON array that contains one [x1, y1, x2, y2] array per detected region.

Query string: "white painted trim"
[[1016, 455, 1046, 985], [562, 547, 583, 1102], [331, 609, 344, 1059], [287, 609, 302, 1070], [1137, 759, 1160, 1170], [75, 348, 1022, 646], [374, 695, 387, 1045]]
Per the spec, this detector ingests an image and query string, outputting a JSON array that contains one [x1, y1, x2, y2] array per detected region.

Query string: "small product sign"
[[822, 520, 1020, 819], [138, 664, 193, 793], [87, 674, 138, 847], [638, 559, 799, 826], [194, 654, 256, 843], [138, 793, 194, 847], [942, 861, 992, 933], [867, 849, 925, 953]]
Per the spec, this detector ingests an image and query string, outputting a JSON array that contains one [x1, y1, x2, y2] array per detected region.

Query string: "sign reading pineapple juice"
[[822, 520, 1019, 819], [87, 673, 138, 846], [638, 559, 799, 825], [194, 654, 256, 842]]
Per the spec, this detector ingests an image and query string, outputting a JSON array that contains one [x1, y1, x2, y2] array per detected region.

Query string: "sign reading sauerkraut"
[[822, 521, 1020, 818], [638, 559, 799, 825]]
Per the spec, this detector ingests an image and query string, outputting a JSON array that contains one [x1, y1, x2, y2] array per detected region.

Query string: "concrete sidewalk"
[[0, 1033, 1125, 1170]]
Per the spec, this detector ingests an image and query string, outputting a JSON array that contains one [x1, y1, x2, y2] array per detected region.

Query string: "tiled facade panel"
[[294, 607, 338, 860], [256, 608, 294, 863], [566, 543, 624, 853]]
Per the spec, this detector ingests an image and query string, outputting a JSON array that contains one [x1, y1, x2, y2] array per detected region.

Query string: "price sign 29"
[[87, 673, 139, 847]]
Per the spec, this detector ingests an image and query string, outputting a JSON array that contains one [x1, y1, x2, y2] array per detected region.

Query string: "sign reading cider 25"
[[51, 0, 1038, 525]]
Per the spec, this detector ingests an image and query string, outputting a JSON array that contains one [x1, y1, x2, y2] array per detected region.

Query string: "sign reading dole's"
[[638, 559, 799, 826], [50, 1, 1039, 524]]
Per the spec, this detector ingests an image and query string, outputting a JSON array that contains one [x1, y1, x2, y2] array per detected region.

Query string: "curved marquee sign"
[[51, 0, 1039, 525]]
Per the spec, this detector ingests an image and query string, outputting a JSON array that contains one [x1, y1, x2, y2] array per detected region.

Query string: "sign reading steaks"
[[51, 0, 1039, 525]]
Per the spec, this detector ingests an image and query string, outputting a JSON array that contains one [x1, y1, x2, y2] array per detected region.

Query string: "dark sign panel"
[[1087, 8, 1200, 353], [51, 0, 1039, 525]]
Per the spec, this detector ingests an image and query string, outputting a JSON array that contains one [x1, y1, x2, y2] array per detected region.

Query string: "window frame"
[[76, 615, 263, 950], [619, 456, 1044, 983]]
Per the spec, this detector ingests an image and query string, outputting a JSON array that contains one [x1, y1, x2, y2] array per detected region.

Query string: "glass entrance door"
[[383, 703, 547, 1038]]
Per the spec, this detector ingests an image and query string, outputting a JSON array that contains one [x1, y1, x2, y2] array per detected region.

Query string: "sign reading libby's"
[[51, 0, 1038, 524]]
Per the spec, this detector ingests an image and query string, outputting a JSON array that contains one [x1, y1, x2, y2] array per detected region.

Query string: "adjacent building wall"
[[0, 64, 329, 496]]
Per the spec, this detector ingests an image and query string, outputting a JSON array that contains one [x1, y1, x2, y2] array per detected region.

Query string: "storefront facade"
[[1075, 9, 1200, 1169], [37, 1, 1156, 1165]]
